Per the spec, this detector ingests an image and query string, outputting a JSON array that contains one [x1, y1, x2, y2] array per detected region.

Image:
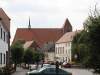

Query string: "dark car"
[[25, 66, 72, 75], [59, 62, 63, 65], [49, 61, 55, 65], [61, 62, 71, 68]]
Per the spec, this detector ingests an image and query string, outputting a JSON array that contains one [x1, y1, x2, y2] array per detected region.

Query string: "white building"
[[55, 30, 81, 62], [40, 42, 55, 62], [0, 18, 9, 67], [0, 8, 11, 68]]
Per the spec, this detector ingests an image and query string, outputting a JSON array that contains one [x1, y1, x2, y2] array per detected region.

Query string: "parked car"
[[70, 62, 75, 65], [61, 62, 71, 68], [41, 64, 53, 68], [59, 62, 63, 65], [25, 66, 72, 75], [49, 61, 55, 65]]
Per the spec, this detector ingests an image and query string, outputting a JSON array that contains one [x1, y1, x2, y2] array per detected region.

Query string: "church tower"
[[62, 18, 72, 34]]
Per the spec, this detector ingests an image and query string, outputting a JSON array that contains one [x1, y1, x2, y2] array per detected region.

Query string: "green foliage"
[[72, 31, 89, 64], [83, 8, 100, 74], [34, 51, 44, 62], [11, 39, 24, 71], [23, 48, 34, 63], [17, 39, 26, 45], [11, 45, 24, 62]]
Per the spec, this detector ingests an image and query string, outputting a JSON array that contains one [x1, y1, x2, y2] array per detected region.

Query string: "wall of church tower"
[[63, 26, 72, 34], [62, 18, 72, 34]]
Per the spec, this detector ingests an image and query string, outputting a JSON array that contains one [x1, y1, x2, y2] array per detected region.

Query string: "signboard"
[[39, 55, 42, 60]]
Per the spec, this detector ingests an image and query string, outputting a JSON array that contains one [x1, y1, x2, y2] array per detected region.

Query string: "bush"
[[0, 68, 3, 75], [1, 64, 15, 75]]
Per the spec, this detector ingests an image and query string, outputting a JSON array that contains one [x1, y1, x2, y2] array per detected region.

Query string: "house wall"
[[55, 42, 72, 62], [44, 52, 55, 62], [30, 41, 39, 50], [0, 21, 8, 68]]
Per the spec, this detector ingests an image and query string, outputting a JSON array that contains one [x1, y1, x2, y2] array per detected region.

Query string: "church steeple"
[[62, 18, 72, 34], [28, 16, 31, 29]]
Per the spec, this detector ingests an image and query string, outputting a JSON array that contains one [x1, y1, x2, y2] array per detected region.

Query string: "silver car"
[[25, 66, 72, 75]]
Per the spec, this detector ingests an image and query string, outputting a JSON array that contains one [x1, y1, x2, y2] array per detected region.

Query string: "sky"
[[0, 0, 100, 45]]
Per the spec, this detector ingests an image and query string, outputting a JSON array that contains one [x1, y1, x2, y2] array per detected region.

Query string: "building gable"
[[23, 40, 39, 50], [62, 18, 72, 34], [0, 8, 10, 31]]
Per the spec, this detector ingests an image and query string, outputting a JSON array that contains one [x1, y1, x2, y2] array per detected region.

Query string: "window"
[[66, 49, 67, 53], [68, 42, 70, 47], [60, 47, 61, 54], [6, 34, 8, 43], [66, 57, 67, 61], [63, 47, 64, 54], [1, 28, 2, 39], [63, 57, 64, 61], [0, 53, 2, 64], [55, 47, 57, 54], [58, 47, 59, 54], [3, 54, 5, 64], [69, 49, 70, 54], [4, 31, 5, 41], [43, 68, 50, 73]]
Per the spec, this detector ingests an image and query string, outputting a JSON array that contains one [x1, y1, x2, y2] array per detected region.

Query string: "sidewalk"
[[11, 67, 30, 75]]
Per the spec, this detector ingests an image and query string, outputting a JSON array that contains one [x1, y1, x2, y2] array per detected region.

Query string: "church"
[[12, 18, 72, 47]]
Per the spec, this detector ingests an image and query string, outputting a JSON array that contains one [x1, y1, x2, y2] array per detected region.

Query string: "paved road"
[[11, 67, 29, 75], [63, 68, 94, 75]]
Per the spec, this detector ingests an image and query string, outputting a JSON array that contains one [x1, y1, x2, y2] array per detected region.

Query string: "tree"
[[34, 51, 44, 69], [23, 48, 34, 68], [11, 40, 24, 71], [83, 7, 100, 74], [72, 31, 89, 64], [17, 39, 26, 45]]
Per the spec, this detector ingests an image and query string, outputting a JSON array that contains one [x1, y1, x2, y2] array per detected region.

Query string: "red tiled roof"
[[12, 18, 73, 47], [56, 30, 81, 43], [12, 28, 63, 47], [0, 8, 10, 31]]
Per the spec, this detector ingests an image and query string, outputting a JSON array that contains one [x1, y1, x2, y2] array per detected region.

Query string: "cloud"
[[0, 0, 100, 44]]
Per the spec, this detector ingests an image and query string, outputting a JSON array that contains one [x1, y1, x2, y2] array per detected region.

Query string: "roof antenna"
[[28, 16, 31, 29]]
